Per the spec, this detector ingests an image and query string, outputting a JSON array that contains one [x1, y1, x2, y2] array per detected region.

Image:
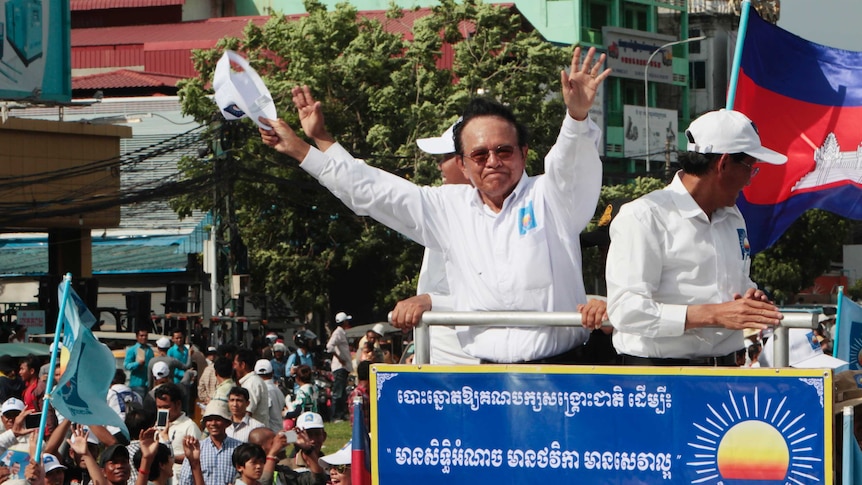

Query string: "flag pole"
[[34, 272, 73, 462], [726, 0, 753, 109], [834, 285, 845, 358]]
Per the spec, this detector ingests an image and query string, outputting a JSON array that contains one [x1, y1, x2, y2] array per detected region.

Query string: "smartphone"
[[24, 413, 41, 429], [281, 430, 297, 443], [156, 409, 169, 429]]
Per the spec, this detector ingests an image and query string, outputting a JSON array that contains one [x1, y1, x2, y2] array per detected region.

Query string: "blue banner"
[[371, 366, 832, 484]]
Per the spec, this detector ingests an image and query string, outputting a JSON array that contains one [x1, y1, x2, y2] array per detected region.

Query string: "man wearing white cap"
[[0, 398, 30, 456], [147, 337, 190, 390], [390, 120, 478, 365], [608, 109, 786, 366], [254, 359, 285, 431], [318, 441, 351, 485], [177, 400, 240, 485], [326, 312, 352, 422]]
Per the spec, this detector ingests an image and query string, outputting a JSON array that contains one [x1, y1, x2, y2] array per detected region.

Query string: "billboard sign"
[[603, 27, 677, 84], [372, 365, 832, 484], [623, 104, 678, 162], [0, 0, 70, 102]]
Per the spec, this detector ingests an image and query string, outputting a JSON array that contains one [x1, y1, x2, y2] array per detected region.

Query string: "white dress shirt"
[[238, 372, 270, 425], [301, 113, 602, 363], [417, 247, 480, 365], [606, 173, 754, 359]]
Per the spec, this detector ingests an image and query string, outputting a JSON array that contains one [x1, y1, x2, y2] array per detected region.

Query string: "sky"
[[778, 0, 862, 51]]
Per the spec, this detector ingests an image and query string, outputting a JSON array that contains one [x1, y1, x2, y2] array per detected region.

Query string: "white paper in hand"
[[213, 50, 277, 130]]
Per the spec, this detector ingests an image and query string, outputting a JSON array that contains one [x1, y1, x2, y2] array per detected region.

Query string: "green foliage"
[[175, 0, 573, 320], [751, 209, 849, 304]]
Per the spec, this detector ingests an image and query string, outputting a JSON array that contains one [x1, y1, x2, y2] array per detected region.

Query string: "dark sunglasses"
[[461, 145, 516, 164]]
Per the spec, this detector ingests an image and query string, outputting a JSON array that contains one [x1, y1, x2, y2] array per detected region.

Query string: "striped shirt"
[[177, 436, 241, 485]]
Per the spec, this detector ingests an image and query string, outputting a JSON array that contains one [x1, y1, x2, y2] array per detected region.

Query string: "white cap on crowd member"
[[156, 337, 171, 349], [152, 361, 171, 379], [685, 109, 787, 164], [416, 119, 461, 155], [335, 312, 352, 324], [1, 398, 24, 415], [254, 359, 273, 375], [760, 328, 848, 369], [370, 323, 386, 337], [296, 412, 325, 430], [319, 441, 352, 470], [42, 453, 67, 472]]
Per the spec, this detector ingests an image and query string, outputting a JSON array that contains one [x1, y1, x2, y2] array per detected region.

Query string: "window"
[[689, 61, 706, 90], [688, 28, 702, 54], [624, 4, 648, 30], [586, 0, 611, 30]]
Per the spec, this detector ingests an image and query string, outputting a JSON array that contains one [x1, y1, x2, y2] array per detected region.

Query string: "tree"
[[174, 0, 572, 322], [581, 177, 665, 295], [751, 210, 849, 304]]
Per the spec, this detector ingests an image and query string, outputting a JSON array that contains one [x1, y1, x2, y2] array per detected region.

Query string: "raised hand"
[[561, 46, 612, 121]]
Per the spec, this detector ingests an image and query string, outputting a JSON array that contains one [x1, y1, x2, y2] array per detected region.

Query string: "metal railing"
[[412, 311, 818, 367]]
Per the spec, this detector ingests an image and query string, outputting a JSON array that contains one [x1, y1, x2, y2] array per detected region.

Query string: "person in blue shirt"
[[285, 331, 315, 391], [124, 329, 154, 399], [167, 329, 189, 383]]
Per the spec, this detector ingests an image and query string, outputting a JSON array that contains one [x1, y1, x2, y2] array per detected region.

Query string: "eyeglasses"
[[736, 157, 759, 177], [332, 464, 350, 474], [461, 145, 516, 164]]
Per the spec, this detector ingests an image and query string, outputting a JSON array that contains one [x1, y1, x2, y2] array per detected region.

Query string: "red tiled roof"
[[71, 0, 183, 11], [72, 69, 185, 90], [72, 16, 274, 47]]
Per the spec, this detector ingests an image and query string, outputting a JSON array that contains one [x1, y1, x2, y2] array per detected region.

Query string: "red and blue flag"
[[735, 8, 862, 254], [351, 397, 371, 485]]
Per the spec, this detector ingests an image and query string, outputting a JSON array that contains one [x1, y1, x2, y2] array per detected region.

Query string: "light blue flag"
[[834, 293, 862, 370], [50, 286, 129, 438]]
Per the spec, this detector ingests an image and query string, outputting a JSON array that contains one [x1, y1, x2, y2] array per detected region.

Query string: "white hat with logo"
[[685, 109, 787, 165]]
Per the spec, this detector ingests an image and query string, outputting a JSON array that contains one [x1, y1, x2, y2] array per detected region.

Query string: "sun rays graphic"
[[686, 387, 823, 484], [849, 335, 862, 370]]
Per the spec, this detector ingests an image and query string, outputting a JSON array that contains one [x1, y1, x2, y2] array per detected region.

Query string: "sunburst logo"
[[686, 387, 823, 483]]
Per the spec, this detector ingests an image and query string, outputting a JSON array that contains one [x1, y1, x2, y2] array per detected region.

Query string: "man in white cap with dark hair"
[[390, 121, 477, 364], [177, 400, 240, 485], [608, 109, 787, 366], [147, 337, 190, 390], [254, 359, 285, 431], [0, 398, 31, 456], [326, 312, 352, 422]]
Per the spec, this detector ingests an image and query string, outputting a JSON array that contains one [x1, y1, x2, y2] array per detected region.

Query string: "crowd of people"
[[0, 317, 387, 485]]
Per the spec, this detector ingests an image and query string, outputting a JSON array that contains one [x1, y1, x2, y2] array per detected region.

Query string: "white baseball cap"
[[254, 359, 273, 375], [335, 312, 352, 324], [416, 118, 461, 155], [319, 441, 352, 470], [1, 398, 24, 415], [213, 50, 277, 130], [760, 328, 848, 369], [370, 323, 386, 337], [685, 109, 787, 165], [156, 337, 171, 349], [42, 453, 66, 473], [152, 361, 170, 379], [296, 412, 324, 430]]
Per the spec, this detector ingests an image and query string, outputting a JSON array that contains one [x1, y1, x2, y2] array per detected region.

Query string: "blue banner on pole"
[[372, 366, 832, 484]]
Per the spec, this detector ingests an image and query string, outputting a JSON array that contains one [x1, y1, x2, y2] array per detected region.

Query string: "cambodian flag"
[[734, 7, 862, 254], [351, 398, 371, 485]]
